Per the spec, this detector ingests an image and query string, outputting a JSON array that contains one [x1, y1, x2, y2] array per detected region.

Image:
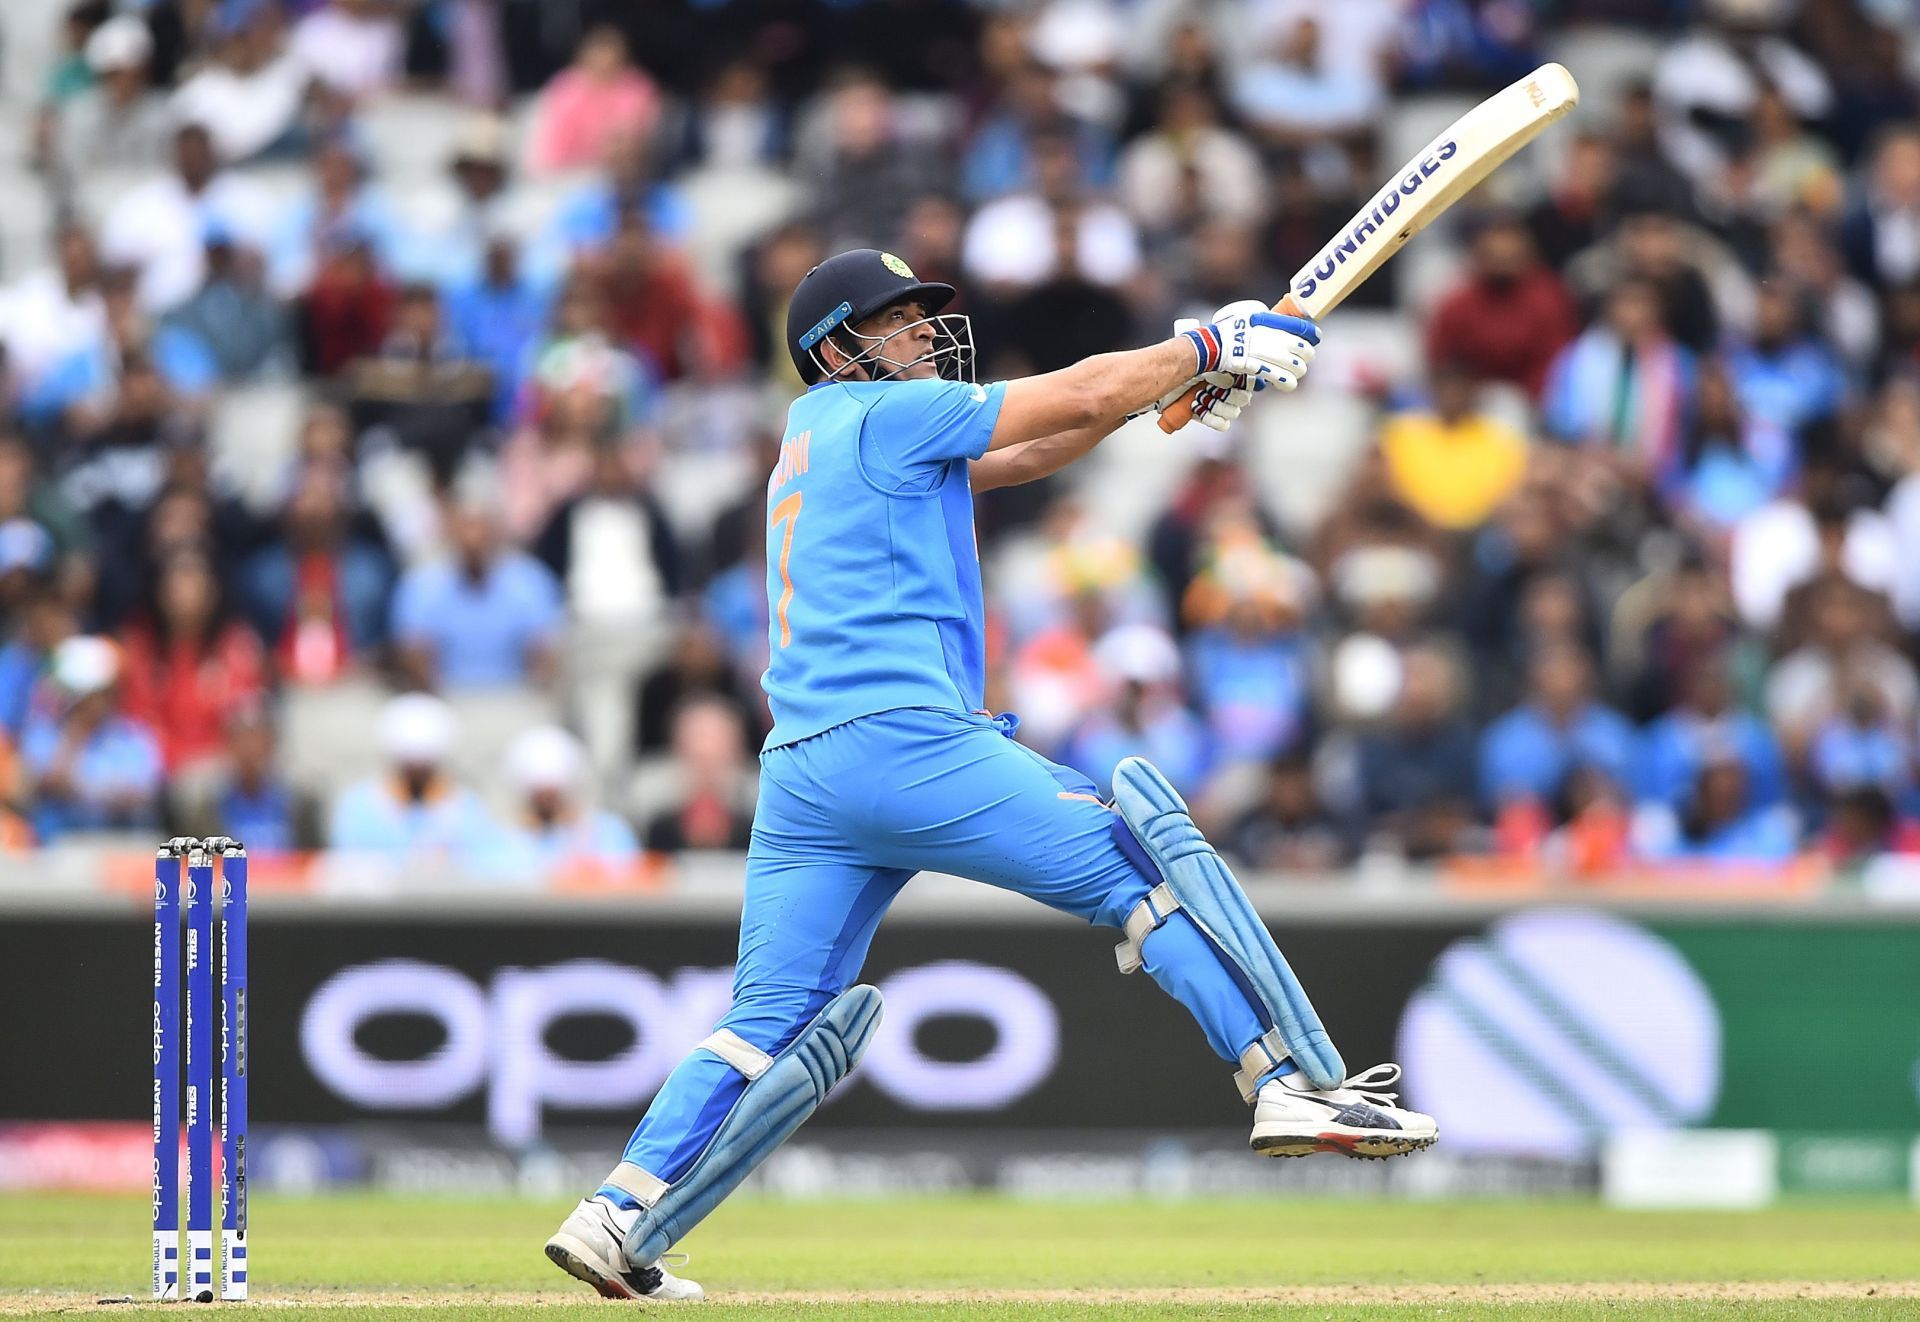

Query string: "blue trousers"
[[613, 707, 1276, 1186]]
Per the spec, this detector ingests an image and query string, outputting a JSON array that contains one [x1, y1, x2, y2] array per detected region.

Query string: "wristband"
[[1182, 325, 1222, 375]]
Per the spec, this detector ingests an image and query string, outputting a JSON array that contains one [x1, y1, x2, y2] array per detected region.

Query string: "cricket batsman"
[[546, 250, 1438, 1301]]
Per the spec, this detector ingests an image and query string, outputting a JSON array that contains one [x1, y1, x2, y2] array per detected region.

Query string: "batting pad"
[[618, 984, 883, 1267], [1110, 757, 1344, 1093]]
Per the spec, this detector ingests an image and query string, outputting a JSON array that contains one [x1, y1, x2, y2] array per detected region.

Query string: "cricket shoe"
[[1250, 1063, 1438, 1158], [545, 1196, 705, 1302]]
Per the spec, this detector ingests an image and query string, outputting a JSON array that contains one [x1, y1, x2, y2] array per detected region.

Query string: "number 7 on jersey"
[[770, 492, 803, 648]]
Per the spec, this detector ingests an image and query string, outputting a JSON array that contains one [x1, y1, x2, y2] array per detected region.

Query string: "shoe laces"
[[1337, 1062, 1404, 1108]]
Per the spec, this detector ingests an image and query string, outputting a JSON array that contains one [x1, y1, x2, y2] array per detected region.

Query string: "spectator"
[[269, 138, 405, 298], [962, 129, 1140, 293], [303, 234, 398, 377], [1480, 643, 1638, 811], [599, 214, 733, 383], [0, 588, 77, 738], [1341, 645, 1480, 860], [1731, 476, 1899, 635], [170, 8, 307, 165], [1840, 125, 1920, 288], [46, 15, 172, 177], [1633, 754, 1799, 863], [500, 313, 650, 541], [641, 697, 755, 853], [493, 724, 638, 877], [347, 283, 494, 479], [1819, 786, 1920, 868], [673, 57, 785, 171], [193, 706, 320, 854], [1638, 656, 1786, 811], [1224, 752, 1347, 872], [100, 124, 273, 314], [1181, 535, 1316, 768], [391, 488, 563, 690], [1422, 217, 1577, 398], [118, 546, 267, 776], [804, 71, 945, 253], [1541, 277, 1694, 478], [1378, 363, 1531, 533], [327, 691, 490, 856], [1765, 578, 1915, 755], [20, 635, 164, 840], [290, 0, 405, 102], [0, 223, 107, 404], [160, 235, 295, 384], [1726, 283, 1847, 437], [442, 237, 552, 422], [1116, 82, 1265, 242], [241, 466, 393, 686], [634, 621, 765, 758], [1062, 625, 1211, 791], [539, 129, 694, 271], [1805, 671, 1913, 803], [532, 444, 681, 640], [1526, 132, 1619, 271], [524, 26, 661, 176], [1229, 15, 1382, 141], [394, 116, 515, 287], [1661, 359, 1797, 532], [960, 59, 1111, 204], [1616, 556, 1750, 720]]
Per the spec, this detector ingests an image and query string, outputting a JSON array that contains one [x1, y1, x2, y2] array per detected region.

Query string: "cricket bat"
[[1160, 62, 1580, 432]]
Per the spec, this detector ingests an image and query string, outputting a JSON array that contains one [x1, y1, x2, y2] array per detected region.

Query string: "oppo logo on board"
[[299, 959, 1060, 1146]]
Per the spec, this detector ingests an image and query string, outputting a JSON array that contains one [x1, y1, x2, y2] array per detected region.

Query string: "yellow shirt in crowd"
[[1379, 411, 1530, 531]]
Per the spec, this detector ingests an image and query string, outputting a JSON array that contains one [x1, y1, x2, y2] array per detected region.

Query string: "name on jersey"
[[770, 430, 810, 495]]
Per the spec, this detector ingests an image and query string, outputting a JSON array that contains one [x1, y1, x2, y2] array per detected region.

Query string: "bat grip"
[[1156, 295, 1308, 433]]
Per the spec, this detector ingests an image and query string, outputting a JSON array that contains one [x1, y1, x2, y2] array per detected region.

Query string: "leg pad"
[[614, 985, 883, 1266], [1110, 756, 1344, 1092]]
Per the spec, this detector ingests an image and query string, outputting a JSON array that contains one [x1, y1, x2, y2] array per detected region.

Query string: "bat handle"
[[1156, 295, 1309, 433]]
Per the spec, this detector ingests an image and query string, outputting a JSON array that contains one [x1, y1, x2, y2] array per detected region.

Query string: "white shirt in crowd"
[[0, 271, 106, 389], [100, 173, 274, 313], [171, 54, 307, 162], [961, 196, 1141, 288], [291, 3, 405, 100]]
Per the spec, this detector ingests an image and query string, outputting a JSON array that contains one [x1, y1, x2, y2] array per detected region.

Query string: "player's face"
[[849, 301, 939, 379]]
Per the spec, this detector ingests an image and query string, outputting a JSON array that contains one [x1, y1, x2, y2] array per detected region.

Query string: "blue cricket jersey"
[[761, 375, 1008, 749]]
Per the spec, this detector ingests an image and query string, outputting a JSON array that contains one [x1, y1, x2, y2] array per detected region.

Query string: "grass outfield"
[[2, 1193, 1917, 1320]]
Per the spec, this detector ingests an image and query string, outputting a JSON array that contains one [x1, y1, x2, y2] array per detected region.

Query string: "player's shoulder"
[[865, 376, 991, 415]]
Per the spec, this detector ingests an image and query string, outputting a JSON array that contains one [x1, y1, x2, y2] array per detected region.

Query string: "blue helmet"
[[785, 248, 967, 384]]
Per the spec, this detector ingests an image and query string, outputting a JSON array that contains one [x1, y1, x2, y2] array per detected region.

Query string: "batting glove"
[[1183, 305, 1320, 392]]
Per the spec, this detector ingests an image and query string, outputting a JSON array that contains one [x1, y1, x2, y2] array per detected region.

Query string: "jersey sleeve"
[[862, 378, 1007, 488]]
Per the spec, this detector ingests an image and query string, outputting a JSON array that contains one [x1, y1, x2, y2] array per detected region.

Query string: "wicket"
[[153, 837, 248, 1303]]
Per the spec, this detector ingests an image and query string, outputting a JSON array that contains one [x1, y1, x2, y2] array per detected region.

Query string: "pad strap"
[[604, 1161, 668, 1209], [1114, 882, 1180, 974], [700, 1029, 774, 1080], [1232, 1028, 1292, 1104]]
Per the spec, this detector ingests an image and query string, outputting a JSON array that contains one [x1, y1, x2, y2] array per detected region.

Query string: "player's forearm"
[[970, 418, 1117, 491], [990, 339, 1200, 452]]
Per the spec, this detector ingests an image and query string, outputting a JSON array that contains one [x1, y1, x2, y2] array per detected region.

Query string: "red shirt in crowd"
[[119, 621, 268, 771], [1423, 269, 1579, 398]]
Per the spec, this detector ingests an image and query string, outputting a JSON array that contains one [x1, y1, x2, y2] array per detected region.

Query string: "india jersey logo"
[[881, 252, 914, 279]]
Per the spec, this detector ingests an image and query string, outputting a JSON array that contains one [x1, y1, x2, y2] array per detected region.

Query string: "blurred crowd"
[[0, 0, 1917, 881]]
